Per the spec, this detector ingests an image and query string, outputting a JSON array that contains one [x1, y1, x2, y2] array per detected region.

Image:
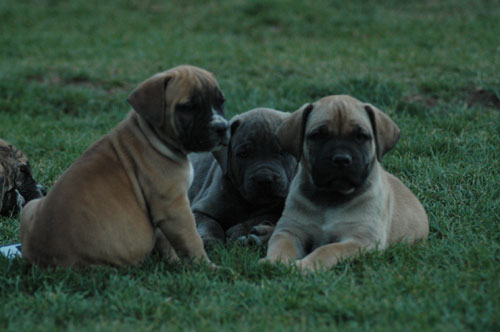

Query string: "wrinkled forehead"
[[306, 96, 372, 134], [233, 120, 276, 144], [165, 68, 221, 105], [232, 111, 285, 145]]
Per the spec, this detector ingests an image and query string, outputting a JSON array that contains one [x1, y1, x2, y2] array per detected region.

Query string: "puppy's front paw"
[[258, 257, 273, 265], [202, 236, 224, 252], [226, 224, 247, 241], [236, 234, 262, 246], [294, 259, 316, 273], [236, 221, 275, 247], [258, 256, 291, 266], [251, 221, 275, 238], [295, 258, 330, 274]]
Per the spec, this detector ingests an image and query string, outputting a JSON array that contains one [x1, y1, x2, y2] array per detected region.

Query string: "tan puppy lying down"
[[262, 95, 428, 272], [20, 65, 229, 267]]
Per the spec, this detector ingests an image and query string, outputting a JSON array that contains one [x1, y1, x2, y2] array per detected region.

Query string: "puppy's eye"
[[237, 150, 249, 158], [280, 150, 289, 157], [355, 131, 370, 142], [236, 145, 252, 158], [308, 130, 327, 140], [177, 102, 193, 110]]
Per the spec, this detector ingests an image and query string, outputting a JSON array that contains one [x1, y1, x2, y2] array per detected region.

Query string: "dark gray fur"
[[188, 108, 297, 247]]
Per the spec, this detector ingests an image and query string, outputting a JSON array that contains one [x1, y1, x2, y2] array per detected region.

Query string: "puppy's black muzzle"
[[331, 152, 352, 168], [249, 170, 279, 190], [310, 142, 370, 192], [244, 167, 288, 204]]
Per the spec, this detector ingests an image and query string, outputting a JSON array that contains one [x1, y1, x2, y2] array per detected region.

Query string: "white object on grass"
[[0, 243, 22, 258]]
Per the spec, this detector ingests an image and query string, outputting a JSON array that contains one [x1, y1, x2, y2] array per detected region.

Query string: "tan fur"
[[20, 65, 221, 267], [263, 95, 428, 272]]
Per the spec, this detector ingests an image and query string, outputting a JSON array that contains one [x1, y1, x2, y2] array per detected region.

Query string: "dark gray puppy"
[[189, 108, 297, 247], [0, 139, 46, 216]]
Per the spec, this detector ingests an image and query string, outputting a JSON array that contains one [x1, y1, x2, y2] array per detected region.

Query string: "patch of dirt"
[[467, 88, 500, 110], [401, 94, 440, 108], [400, 87, 500, 112], [26, 73, 128, 92]]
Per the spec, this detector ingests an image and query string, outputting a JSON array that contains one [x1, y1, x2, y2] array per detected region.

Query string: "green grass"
[[1, 0, 499, 330]]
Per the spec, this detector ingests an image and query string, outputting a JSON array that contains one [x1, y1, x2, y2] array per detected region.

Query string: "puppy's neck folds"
[[136, 113, 186, 164]]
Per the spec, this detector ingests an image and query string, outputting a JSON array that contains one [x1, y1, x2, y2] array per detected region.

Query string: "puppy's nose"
[[332, 153, 352, 167], [251, 173, 277, 186], [213, 120, 229, 134]]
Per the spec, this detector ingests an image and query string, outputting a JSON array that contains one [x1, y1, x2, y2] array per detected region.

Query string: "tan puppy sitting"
[[20, 65, 229, 267], [263, 95, 428, 272]]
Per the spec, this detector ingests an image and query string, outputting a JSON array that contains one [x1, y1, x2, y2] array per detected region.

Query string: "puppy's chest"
[[289, 192, 385, 243], [141, 159, 192, 199], [321, 207, 368, 233]]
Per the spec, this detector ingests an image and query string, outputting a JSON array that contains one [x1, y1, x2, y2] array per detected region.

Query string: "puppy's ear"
[[276, 103, 314, 160], [213, 119, 240, 175], [364, 104, 401, 161], [127, 73, 170, 125]]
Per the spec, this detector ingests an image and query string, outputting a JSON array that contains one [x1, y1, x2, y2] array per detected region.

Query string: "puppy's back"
[[20, 135, 153, 267], [385, 171, 429, 244]]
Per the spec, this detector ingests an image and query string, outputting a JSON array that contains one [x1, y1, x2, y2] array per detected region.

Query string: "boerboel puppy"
[[0, 139, 46, 216], [189, 108, 297, 248], [20, 65, 229, 267], [262, 95, 429, 272]]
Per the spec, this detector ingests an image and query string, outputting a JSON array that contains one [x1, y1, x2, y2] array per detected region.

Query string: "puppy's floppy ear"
[[364, 104, 401, 161], [276, 103, 314, 160], [127, 73, 170, 125], [213, 119, 240, 175]]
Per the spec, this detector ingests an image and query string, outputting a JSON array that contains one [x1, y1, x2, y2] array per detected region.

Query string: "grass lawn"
[[1, 0, 499, 330]]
